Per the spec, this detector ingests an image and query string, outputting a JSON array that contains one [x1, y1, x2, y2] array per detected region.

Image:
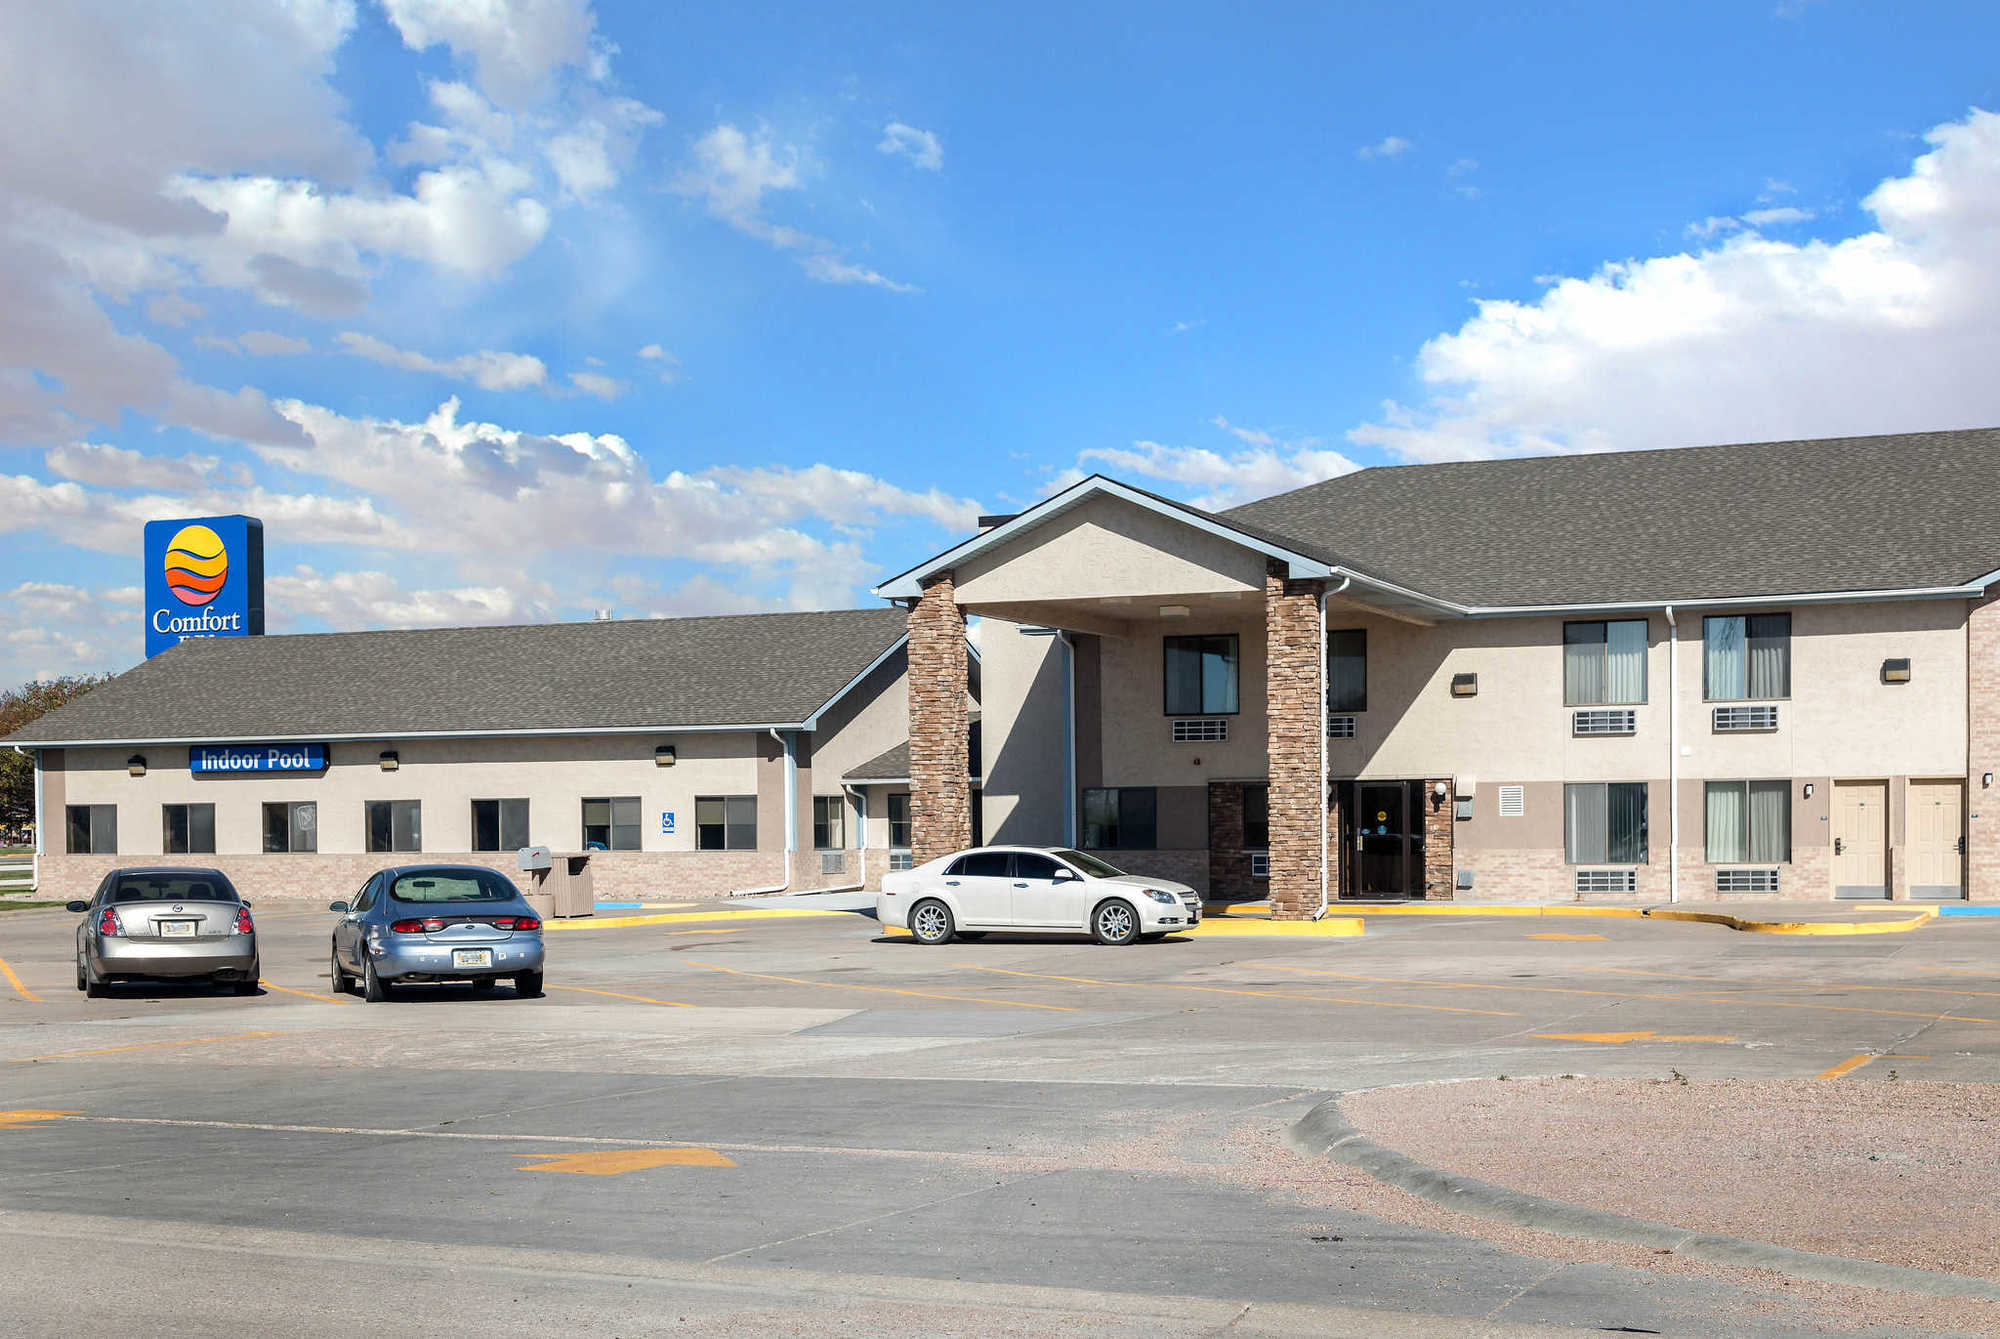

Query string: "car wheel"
[[1091, 899, 1140, 946], [362, 958, 391, 1003], [908, 898, 955, 945], [515, 970, 544, 998], [329, 948, 352, 995], [81, 956, 107, 998], [233, 962, 260, 996], [471, 977, 496, 991]]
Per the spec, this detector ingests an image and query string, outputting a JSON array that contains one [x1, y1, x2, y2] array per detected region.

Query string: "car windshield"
[[388, 870, 520, 904], [109, 874, 238, 904], [1051, 849, 1125, 878]]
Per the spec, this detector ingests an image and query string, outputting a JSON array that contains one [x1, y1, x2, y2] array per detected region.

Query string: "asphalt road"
[[3, 898, 1998, 1337]]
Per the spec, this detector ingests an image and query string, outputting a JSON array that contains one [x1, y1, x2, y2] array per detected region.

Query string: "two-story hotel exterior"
[[878, 428, 2000, 914]]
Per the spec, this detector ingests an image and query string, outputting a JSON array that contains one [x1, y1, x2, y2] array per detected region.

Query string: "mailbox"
[[517, 845, 553, 872]]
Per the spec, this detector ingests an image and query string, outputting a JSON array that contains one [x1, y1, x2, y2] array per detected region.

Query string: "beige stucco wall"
[[954, 495, 1266, 604], [1094, 612, 1269, 787], [980, 619, 1069, 845], [808, 647, 908, 800]]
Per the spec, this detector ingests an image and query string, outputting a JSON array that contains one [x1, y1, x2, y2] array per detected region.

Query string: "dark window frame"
[[812, 795, 845, 850], [471, 798, 530, 853], [364, 799, 422, 854], [1327, 628, 1368, 713], [1082, 786, 1159, 850], [262, 801, 318, 853], [1162, 633, 1241, 717], [581, 796, 641, 851], [1242, 783, 1270, 851], [66, 804, 117, 855], [886, 791, 912, 849], [1563, 618, 1650, 706], [1704, 779, 1794, 864], [1703, 612, 1792, 702], [695, 795, 758, 851], [161, 802, 216, 855], [1562, 781, 1649, 866]]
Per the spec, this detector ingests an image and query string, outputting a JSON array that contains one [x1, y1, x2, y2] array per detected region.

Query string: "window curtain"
[[1705, 617, 1745, 700], [1202, 637, 1239, 714], [1328, 629, 1367, 712], [1748, 780, 1790, 862], [1564, 623, 1605, 705], [1706, 783, 1747, 862], [1747, 614, 1790, 699], [1607, 783, 1647, 863], [1565, 783, 1607, 864], [1163, 639, 1203, 715], [1605, 620, 1647, 704]]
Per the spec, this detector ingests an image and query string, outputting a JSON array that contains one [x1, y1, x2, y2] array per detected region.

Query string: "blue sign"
[[144, 514, 264, 658], [190, 743, 327, 775], [661, 811, 676, 834]]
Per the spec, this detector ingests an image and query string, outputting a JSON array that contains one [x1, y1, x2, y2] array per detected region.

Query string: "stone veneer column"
[[1422, 778, 1454, 900], [1265, 560, 1326, 918], [908, 572, 972, 864], [1968, 592, 2000, 901]]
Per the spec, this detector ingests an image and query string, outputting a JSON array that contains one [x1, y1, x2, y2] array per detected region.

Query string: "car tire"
[[362, 958, 391, 1003], [908, 898, 955, 945], [81, 957, 107, 998], [329, 948, 352, 995], [515, 970, 544, 998], [1091, 899, 1141, 946], [233, 962, 260, 996], [471, 977, 496, 991]]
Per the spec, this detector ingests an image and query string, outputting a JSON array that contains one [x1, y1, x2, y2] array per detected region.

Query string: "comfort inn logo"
[[163, 524, 228, 608], [143, 514, 265, 659]]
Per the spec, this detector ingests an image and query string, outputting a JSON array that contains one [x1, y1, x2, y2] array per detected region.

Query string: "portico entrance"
[[1340, 779, 1429, 899]]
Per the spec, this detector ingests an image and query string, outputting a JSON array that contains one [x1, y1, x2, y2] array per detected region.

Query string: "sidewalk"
[[1202, 899, 1951, 935]]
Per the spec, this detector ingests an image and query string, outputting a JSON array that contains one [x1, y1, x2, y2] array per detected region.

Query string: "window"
[[161, 803, 215, 855], [1242, 784, 1269, 850], [582, 796, 640, 851], [1563, 783, 1648, 864], [471, 799, 529, 852], [1564, 620, 1647, 705], [1705, 780, 1791, 863], [1328, 628, 1367, 712], [1013, 852, 1061, 880], [263, 801, 317, 853], [1082, 786, 1157, 849], [1163, 634, 1239, 715], [947, 850, 1012, 877], [813, 795, 845, 850], [388, 868, 521, 903], [886, 791, 912, 849], [109, 871, 238, 903], [1704, 614, 1790, 701], [696, 796, 757, 851], [66, 804, 116, 855], [365, 800, 421, 853]]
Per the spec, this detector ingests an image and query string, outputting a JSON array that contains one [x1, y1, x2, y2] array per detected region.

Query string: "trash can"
[[546, 853, 594, 918]]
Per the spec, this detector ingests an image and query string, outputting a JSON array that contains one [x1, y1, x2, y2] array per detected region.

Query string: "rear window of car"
[[388, 870, 520, 904], [947, 851, 1012, 878], [110, 874, 239, 904]]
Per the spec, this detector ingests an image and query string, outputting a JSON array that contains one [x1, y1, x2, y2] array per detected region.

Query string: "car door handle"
[[945, 880, 960, 886], [1012, 882, 1029, 888]]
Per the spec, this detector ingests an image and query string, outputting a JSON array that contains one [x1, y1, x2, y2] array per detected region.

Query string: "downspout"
[[15, 746, 38, 893], [1664, 606, 1679, 904], [1316, 577, 1350, 919], [808, 783, 869, 895], [1056, 631, 1078, 848], [731, 728, 796, 897]]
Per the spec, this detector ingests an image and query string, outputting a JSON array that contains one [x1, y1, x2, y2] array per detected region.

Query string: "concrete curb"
[[1285, 1094, 2000, 1303], [1206, 901, 1941, 935]]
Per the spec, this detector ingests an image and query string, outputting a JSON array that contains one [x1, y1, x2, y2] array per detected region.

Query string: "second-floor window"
[[1328, 629, 1367, 712], [1564, 782, 1648, 864], [1083, 786, 1157, 849], [1564, 619, 1647, 705], [1163, 634, 1239, 715], [1704, 613, 1790, 701]]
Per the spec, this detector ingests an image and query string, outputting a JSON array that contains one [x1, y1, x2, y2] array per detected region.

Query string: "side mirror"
[[1053, 868, 1080, 882], [240, 899, 253, 909], [65, 900, 88, 913], [328, 900, 349, 913]]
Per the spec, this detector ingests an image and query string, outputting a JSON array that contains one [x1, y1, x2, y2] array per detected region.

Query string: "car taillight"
[[388, 918, 427, 934], [491, 916, 541, 932], [234, 906, 254, 935], [97, 907, 123, 936]]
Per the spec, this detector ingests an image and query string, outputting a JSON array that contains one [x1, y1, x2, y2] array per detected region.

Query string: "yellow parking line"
[[547, 984, 694, 1008], [957, 964, 1519, 1016], [0, 954, 42, 1004], [8, 1032, 283, 1064], [517, 1147, 734, 1175], [1582, 965, 2000, 1000], [682, 959, 1079, 1012], [1818, 1053, 1878, 1080], [259, 979, 353, 1004]]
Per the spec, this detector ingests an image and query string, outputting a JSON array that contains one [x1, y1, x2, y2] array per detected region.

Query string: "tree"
[[0, 675, 110, 836]]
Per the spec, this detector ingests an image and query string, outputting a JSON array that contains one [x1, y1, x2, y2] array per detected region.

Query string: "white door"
[[1907, 779, 1965, 900], [942, 850, 1014, 926], [1009, 852, 1076, 927], [1832, 781, 1888, 899]]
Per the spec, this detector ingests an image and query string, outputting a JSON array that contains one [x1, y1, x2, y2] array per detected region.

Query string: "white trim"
[[13, 721, 821, 749], [871, 475, 1335, 598], [802, 634, 909, 730], [1336, 569, 1986, 620], [841, 775, 983, 788]]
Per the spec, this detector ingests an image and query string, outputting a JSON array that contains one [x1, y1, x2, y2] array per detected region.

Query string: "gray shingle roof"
[[7, 608, 909, 746], [844, 741, 909, 782], [1225, 427, 2000, 606]]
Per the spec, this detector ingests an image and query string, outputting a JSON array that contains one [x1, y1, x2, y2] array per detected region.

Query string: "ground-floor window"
[[472, 798, 529, 852], [1083, 786, 1157, 850], [1705, 780, 1791, 863], [813, 795, 845, 850], [582, 796, 640, 851], [1242, 784, 1269, 850], [886, 792, 911, 849], [696, 795, 757, 851], [365, 799, 422, 853], [263, 801, 317, 853], [162, 803, 216, 855], [66, 804, 116, 855], [1564, 782, 1648, 864]]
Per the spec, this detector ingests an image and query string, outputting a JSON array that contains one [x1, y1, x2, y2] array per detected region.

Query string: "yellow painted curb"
[[1201, 900, 1940, 936], [1642, 906, 1939, 936], [547, 907, 854, 932]]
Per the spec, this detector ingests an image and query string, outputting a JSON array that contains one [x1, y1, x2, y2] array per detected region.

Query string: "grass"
[[0, 899, 60, 911]]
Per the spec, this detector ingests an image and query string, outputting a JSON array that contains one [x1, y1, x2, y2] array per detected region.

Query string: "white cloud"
[[268, 565, 550, 630], [0, 581, 144, 677], [878, 121, 943, 171], [336, 331, 548, 391], [145, 293, 204, 327], [45, 442, 220, 491], [1741, 205, 1814, 228], [567, 370, 622, 399], [379, 0, 597, 108], [1350, 107, 2000, 462], [637, 343, 682, 382], [1053, 418, 1361, 510], [242, 330, 313, 356], [675, 123, 917, 292], [1169, 319, 1202, 335], [1357, 135, 1412, 160]]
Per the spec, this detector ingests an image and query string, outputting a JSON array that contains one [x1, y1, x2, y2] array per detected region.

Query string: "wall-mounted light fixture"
[[378, 750, 399, 772], [1450, 672, 1479, 697], [654, 744, 677, 768], [1158, 604, 1190, 619], [1985, 773, 1995, 789], [126, 754, 147, 777], [1803, 782, 1814, 799], [1882, 657, 1912, 684]]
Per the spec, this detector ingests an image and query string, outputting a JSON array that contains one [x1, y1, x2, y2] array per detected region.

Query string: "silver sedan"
[[70, 867, 260, 996], [329, 864, 546, 1002]]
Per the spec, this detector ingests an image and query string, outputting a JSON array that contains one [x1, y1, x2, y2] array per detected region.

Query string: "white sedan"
[[877, 846, 1202, 945]]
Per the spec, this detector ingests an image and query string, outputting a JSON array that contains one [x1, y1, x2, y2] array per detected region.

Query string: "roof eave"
[[10, 721, 818, 750]]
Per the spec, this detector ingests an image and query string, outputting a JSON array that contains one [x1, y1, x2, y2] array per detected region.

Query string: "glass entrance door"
[[1356, 783, 1408, 897]]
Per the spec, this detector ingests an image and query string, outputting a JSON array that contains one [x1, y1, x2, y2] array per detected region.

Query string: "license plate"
[[159, 920, 197, 938], [453, 949, 493, 969]]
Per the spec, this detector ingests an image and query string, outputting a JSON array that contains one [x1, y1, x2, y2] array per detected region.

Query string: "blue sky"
[[5, 0, 2000, 681]]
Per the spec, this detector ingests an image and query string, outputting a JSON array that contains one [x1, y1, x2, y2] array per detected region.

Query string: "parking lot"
[[4, 899, 2000, 1337]]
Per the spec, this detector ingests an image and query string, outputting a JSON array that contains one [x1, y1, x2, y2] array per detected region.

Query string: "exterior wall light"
[[655, 744, 677, 767], [378, 750, 399, 772], [1450, 672, 1479, 697], [1802, 783, 1814, 799], [127, 754, 147, 777], [1882, 658, 1912, 683], [1986, 773, 1995, 789], [1158, 604, 1191, 619]]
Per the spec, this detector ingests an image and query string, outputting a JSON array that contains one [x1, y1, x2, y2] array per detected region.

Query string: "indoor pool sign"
[[189, 743, 328, 775], [144, 515, 265, 658]]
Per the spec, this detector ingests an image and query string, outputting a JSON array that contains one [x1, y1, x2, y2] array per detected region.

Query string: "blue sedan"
[[329, 865, 546, 1002]]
